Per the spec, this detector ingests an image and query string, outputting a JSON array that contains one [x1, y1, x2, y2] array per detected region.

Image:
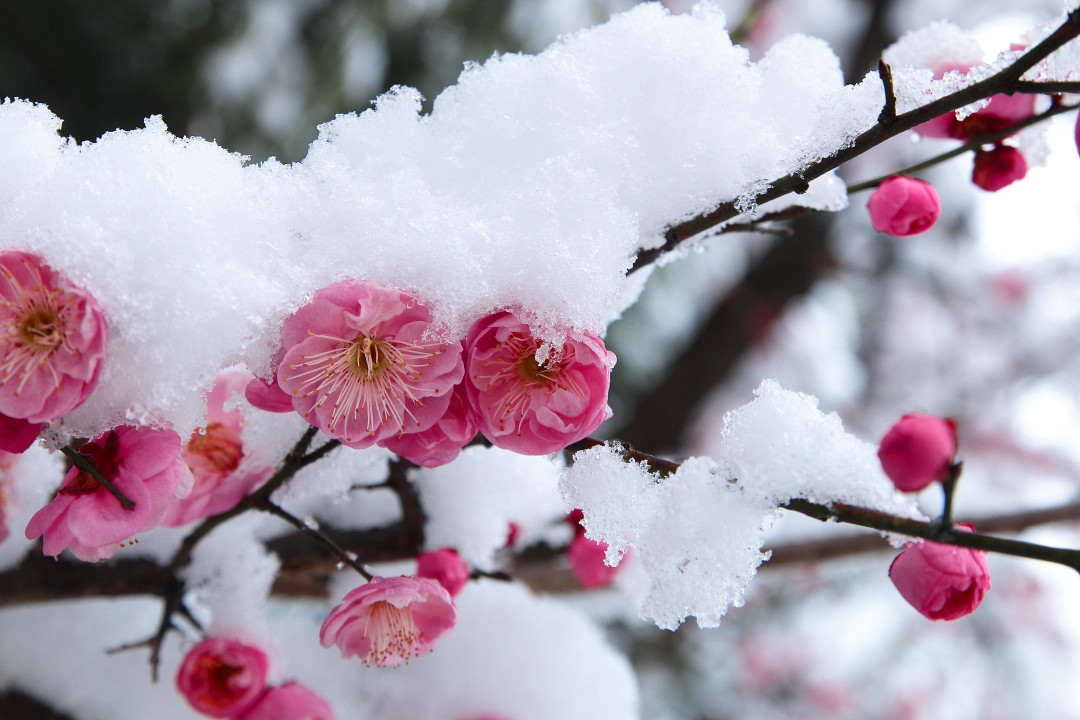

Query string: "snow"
[[560, 381, 924, 630], [0, 2, 883, 443]]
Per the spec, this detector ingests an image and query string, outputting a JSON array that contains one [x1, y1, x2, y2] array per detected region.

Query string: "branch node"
[[877, 59, 898, 124]]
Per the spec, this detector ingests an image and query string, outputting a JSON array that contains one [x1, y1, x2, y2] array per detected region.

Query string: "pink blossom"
[[877, 413, 956, 492], [175, 637, 269, 718], [381, 382, 477, 467], [567, 532, 621, 589], [277, 280, 464, 448], [0, 411, 40, 453], [0, 250, 107, 423], [464, 312, 615, 455], [235, 683, 334, 720], [889, 525, 990, 621], [1075, 113, 1080, 157], [24, 426, 193, 561], [165, 369, 270, 526], [416, 548, 471, 598], [866, 176, 940, 237], [319, 575, 457, 667], [971, 144, 1027, 192]]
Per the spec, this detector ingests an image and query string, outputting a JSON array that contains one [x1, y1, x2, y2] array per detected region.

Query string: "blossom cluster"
[[249, 279, 616, 465]]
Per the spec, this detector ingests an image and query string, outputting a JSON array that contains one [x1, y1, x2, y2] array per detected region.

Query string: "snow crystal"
[[413, 446, 566, 570], [0, 2, 884, 441], [560, 381, 923, 630]]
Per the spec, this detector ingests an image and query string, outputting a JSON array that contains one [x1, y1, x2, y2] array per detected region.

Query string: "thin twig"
[[59, 445, 135, 511], [877, 60, 897, 124], [257, 498, 373, 580]]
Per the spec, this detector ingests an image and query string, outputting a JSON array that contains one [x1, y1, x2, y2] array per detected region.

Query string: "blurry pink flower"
[[915, 62, 1036, 141], [381, 382, 477, 467], [0, 411, 40, 453], [567, 532, 622, 589], [175, 637, 269, 718], [1075, 112, 1080, 157], [866, 176, 940, 237], [320, 575, 457, 667], [24, 426, 193, 561], [277, 280, 463, 448], [416, 548, 470, 598], [464, 312, 615, 455], [877, 413, 956, 492], [235, 682, 334, 720], [971, 145, 1027, 192], [165, 369, 270, 526], [889, 525, 990, 621], [0, 250, 107, 423], [457, 716, 516, 720]]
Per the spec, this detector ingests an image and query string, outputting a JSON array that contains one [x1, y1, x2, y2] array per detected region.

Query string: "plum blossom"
[[877, 413, 956, 492], [866, 176, 940, 237], [971, 144, 1027, 192], [464, 311, 615, 455], [889, 525, 990, 621], [24, 426, 193, 561], [382, 381, 477, 467], [175, 637, 269, 718], [319, 575, 457, 667], [277, 280, 464, 448], [235, 683, 334, 720], [165, 369, 270, 526], [0, 250, 107, 424], [416, 547, 471, 598]]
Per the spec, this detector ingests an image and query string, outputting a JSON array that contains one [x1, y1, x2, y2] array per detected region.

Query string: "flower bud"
[[416, 548, 471, 598], [972, 145, 1027, 192], [877, 413, 956, 493], [175, 637, 269, 718], [866, 175, 940, 237], [235, 683, 334, 720], [889, 525, 990, 621]]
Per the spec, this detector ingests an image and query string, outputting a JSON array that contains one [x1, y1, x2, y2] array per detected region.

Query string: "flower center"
[[185, 422, 242, 475], [347, 336, 390, 380], [285, 331, 443, 442], [365, 600, 423, 666], [194, 653, 246, 709], [17, 306, 64, 354]]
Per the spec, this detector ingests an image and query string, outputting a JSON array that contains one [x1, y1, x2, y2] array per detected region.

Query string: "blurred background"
[[3, 0, 1080, 718]]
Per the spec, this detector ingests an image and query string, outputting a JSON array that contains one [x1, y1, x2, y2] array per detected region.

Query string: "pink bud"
[[889, 526, 990, 621], [234, 683, 334, 720], [567, 532, 622, 589], [1074, 113, 1080, 157], [175, 637, 269, 718], [416, 548, 471, 598], [877, 413, 956, 493], [972, 145, 1027, 192], [866, 175, 940, 237]]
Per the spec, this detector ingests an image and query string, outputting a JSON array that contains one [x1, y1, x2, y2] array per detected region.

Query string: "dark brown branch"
[[635, 8, 1080, 270], [0, 690, 78, 720]]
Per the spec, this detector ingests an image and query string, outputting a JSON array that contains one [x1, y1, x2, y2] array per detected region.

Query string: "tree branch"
[[636, 8, 1080, 270]]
